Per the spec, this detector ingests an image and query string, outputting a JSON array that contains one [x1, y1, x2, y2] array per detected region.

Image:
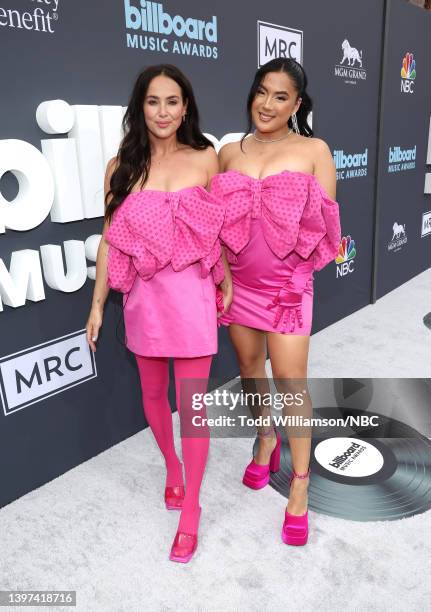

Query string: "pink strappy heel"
[[242, 426, 281, 489], [281, 467, 310, 546], [164, 485, 185, 510]]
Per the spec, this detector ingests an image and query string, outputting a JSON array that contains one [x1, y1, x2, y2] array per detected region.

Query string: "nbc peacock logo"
[[400, 52, 416, 94], [336, 235, 356, 278]]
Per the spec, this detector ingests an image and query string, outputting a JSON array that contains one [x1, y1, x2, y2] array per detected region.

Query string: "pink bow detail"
[[106, 186, 225, 293], [210, 171, 341, 270]]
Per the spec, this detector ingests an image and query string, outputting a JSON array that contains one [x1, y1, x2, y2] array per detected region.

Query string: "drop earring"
[[291, 112, 300, 134]]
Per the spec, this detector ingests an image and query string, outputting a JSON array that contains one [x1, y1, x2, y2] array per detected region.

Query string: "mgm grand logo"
[[334, 39, 367, 84]]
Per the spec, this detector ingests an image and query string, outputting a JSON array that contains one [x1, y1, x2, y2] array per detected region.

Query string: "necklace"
[[252, 128, 293, 144]]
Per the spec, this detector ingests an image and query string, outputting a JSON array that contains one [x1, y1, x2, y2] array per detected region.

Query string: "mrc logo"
[[0, 330, 97, 415], [257, 21, 303, 67]]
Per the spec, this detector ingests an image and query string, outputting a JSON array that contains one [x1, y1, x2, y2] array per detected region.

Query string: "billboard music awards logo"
[[333, 148, 368, 180], [400, 52, 416, 94], [335, 235, 356, 278], [314, 437, 384, 478], [124, 1, 218, 59], [0, 0, 59, 33], [422, 211, 431, 238], [387, 145, 416, 173], [257, 21, 303, 67], [334, 38, 367, 85], [388, 221, 407, 253]]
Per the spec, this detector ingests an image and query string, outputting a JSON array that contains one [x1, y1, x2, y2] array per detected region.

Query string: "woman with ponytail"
[[211, 58, 341, 546], [85, 64, 231, 563]]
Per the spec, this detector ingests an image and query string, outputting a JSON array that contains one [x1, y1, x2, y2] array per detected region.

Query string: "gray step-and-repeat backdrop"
[[375, 0, 431, 297], [0, 0, 429, 508]]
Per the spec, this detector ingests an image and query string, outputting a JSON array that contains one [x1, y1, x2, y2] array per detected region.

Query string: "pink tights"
[[135, 354, 212, 534]]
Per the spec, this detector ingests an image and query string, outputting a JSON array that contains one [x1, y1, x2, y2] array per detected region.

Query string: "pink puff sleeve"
[[294, 175, 341, 271], [105, 205, 138, 294], [107, 244, 137, 293]]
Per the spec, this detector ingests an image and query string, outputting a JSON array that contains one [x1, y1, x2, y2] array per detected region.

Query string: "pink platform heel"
[[169, 507, 201, 563], [242, 427, 281, 490], [281, 467, 310, 546], [164, 485, 185, 511]]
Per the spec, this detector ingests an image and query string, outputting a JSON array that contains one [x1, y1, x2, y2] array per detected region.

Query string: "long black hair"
[[241, 57, 313, 149], [105, 63, 212, 222]]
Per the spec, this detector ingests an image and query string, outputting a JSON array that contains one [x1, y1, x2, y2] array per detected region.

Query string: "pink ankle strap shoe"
[[281, 467, 310, 546], [242, 429, 281, 490]]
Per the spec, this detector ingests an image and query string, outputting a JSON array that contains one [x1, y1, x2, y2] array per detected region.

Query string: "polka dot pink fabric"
[[105, 186, 226, 294], [104, 185, 226, 357], [210, 170, 341, 271], [210, 170, 341, 335]]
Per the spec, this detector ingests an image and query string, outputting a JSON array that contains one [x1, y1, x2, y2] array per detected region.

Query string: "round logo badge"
[[314, 437, 384, 477]]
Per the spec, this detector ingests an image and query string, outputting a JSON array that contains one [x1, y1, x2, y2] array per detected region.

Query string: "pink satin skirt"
[[123, 261, 218, 357]]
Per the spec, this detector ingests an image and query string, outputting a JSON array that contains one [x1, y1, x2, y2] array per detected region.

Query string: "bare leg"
[[267, 333, 311, 516], [228, 323, 277, 463]]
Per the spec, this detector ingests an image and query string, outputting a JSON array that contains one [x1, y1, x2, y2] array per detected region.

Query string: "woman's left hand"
[[218, 279, 233, 316]]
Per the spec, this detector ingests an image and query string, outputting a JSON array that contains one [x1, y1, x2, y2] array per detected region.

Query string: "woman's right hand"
[[86, 305, 103, 352]]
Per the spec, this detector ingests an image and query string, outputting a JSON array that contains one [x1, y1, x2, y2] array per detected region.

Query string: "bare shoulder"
[[196, 143, 218, 163], [184, 144, 216, 162], [218, 140, 242, 170], [105, 156, 119, 180], [309, 137, 333, 162], [309, 138, 336, 199], [187, 144, 219, 177], [188, 145, 218, 166], [104, 156, 119, 189], [104, 156, 120, 211], [218, 140, 240, 156]]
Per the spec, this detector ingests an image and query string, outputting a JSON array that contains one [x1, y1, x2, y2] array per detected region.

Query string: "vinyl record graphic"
[[268, 408, 431, 521]]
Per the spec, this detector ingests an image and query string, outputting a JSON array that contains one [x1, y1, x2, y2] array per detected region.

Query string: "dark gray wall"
[[375, 0, 431, 298]]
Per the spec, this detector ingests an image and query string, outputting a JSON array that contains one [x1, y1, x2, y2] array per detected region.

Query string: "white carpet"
[[1, 420, 430, 612], [1, 269, 430, 611], [307, 268, 431, 378]]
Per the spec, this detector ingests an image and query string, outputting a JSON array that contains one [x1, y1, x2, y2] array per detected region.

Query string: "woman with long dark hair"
[[211, 58, 341, 545], [85, 64, 232, 563]]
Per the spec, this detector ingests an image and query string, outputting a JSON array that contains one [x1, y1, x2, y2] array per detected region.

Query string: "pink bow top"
[[210, 170, 341, 271], [105, 186, 226, 293]]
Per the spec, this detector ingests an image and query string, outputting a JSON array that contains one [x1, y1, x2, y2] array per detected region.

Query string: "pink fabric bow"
[[105, 186, 226, 293], [210, 170, 341, 270]]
